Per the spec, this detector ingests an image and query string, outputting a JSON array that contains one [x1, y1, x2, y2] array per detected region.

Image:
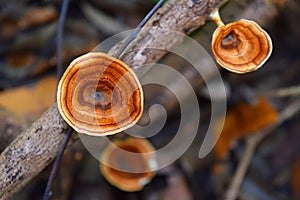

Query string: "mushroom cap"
[[57, 52, 143, 136], [100, 137, 157, 192], [211, 19, 273, 74]]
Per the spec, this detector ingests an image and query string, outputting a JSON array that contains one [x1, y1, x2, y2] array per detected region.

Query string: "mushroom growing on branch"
[[57, 52, 144, 136], [210, 9, 273, 74]]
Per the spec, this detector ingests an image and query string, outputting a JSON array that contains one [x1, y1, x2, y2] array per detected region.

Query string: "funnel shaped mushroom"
[[211, 19, 273, 73], [100, 137, 157, 192], [57, 52, 143, 136]]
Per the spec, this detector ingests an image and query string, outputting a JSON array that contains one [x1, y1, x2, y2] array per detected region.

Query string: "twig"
[[224, 97, 300, 200], [224, 134, 263, 200], [56, 0, 70, 79], [109, 0, 228, 75], [261, 85, 300, 98], [115, 0, 165, 58], [42, 127, 73, 200]]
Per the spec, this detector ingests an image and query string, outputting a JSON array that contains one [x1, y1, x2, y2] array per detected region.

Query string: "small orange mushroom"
[[100, 137, 157, 192], [210, 10, 273, 73], [57, 52, 143, 136]]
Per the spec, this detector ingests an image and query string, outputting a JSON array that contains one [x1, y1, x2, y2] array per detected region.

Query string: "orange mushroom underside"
[[100, 138, 156, 192], [212, 19, 272, 73], [57, 52, 144, 136]]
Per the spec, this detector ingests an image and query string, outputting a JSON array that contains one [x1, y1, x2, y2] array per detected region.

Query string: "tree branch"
[[0, 108, 31, 152]]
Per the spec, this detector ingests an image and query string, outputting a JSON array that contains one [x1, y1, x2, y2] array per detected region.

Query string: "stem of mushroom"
[[209, 9, 225, 26]]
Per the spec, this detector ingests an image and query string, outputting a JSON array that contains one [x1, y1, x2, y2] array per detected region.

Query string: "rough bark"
[[0, 108, 31, 152]]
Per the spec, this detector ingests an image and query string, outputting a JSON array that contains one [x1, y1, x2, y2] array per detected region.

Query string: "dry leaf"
[[214, 97, 278, 159], [6, 52, 35, 67], [0, 76, 57, 119], [18, 6, 58, 29]]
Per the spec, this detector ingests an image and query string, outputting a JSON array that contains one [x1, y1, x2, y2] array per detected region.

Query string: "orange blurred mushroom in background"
[[100, 137, 157, 192]]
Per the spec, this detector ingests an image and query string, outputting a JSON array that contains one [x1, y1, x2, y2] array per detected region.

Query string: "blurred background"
[[0, 0, 300, 199]]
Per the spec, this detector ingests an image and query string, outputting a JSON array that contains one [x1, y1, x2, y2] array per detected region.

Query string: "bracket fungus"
[[210, 10, 273, 74], [100, 137, 157, 192], [57, 52, 144, 136]]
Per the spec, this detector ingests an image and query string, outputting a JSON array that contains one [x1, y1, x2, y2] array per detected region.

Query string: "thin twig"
[[224, 134, 263, 200], [56, 0, 70, 79], [42, 127, 73, 200], [261, 85, 300, 98], [224, 97, 300, 200], [115, 0, 165, 59]]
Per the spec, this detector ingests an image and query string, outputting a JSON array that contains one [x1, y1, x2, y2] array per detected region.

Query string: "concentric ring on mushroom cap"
[[100, 137, 157, 192], [211, 19, 273, 74], [57, 52, 143, 136]]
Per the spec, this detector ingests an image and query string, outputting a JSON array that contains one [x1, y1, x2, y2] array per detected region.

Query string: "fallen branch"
[[0, 108, 31, 152], [0, 0, 227, 199]]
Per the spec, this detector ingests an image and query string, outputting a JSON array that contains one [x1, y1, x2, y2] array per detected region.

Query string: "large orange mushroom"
[[100, 137, 157, 192], [57, 52, 144, 136]]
